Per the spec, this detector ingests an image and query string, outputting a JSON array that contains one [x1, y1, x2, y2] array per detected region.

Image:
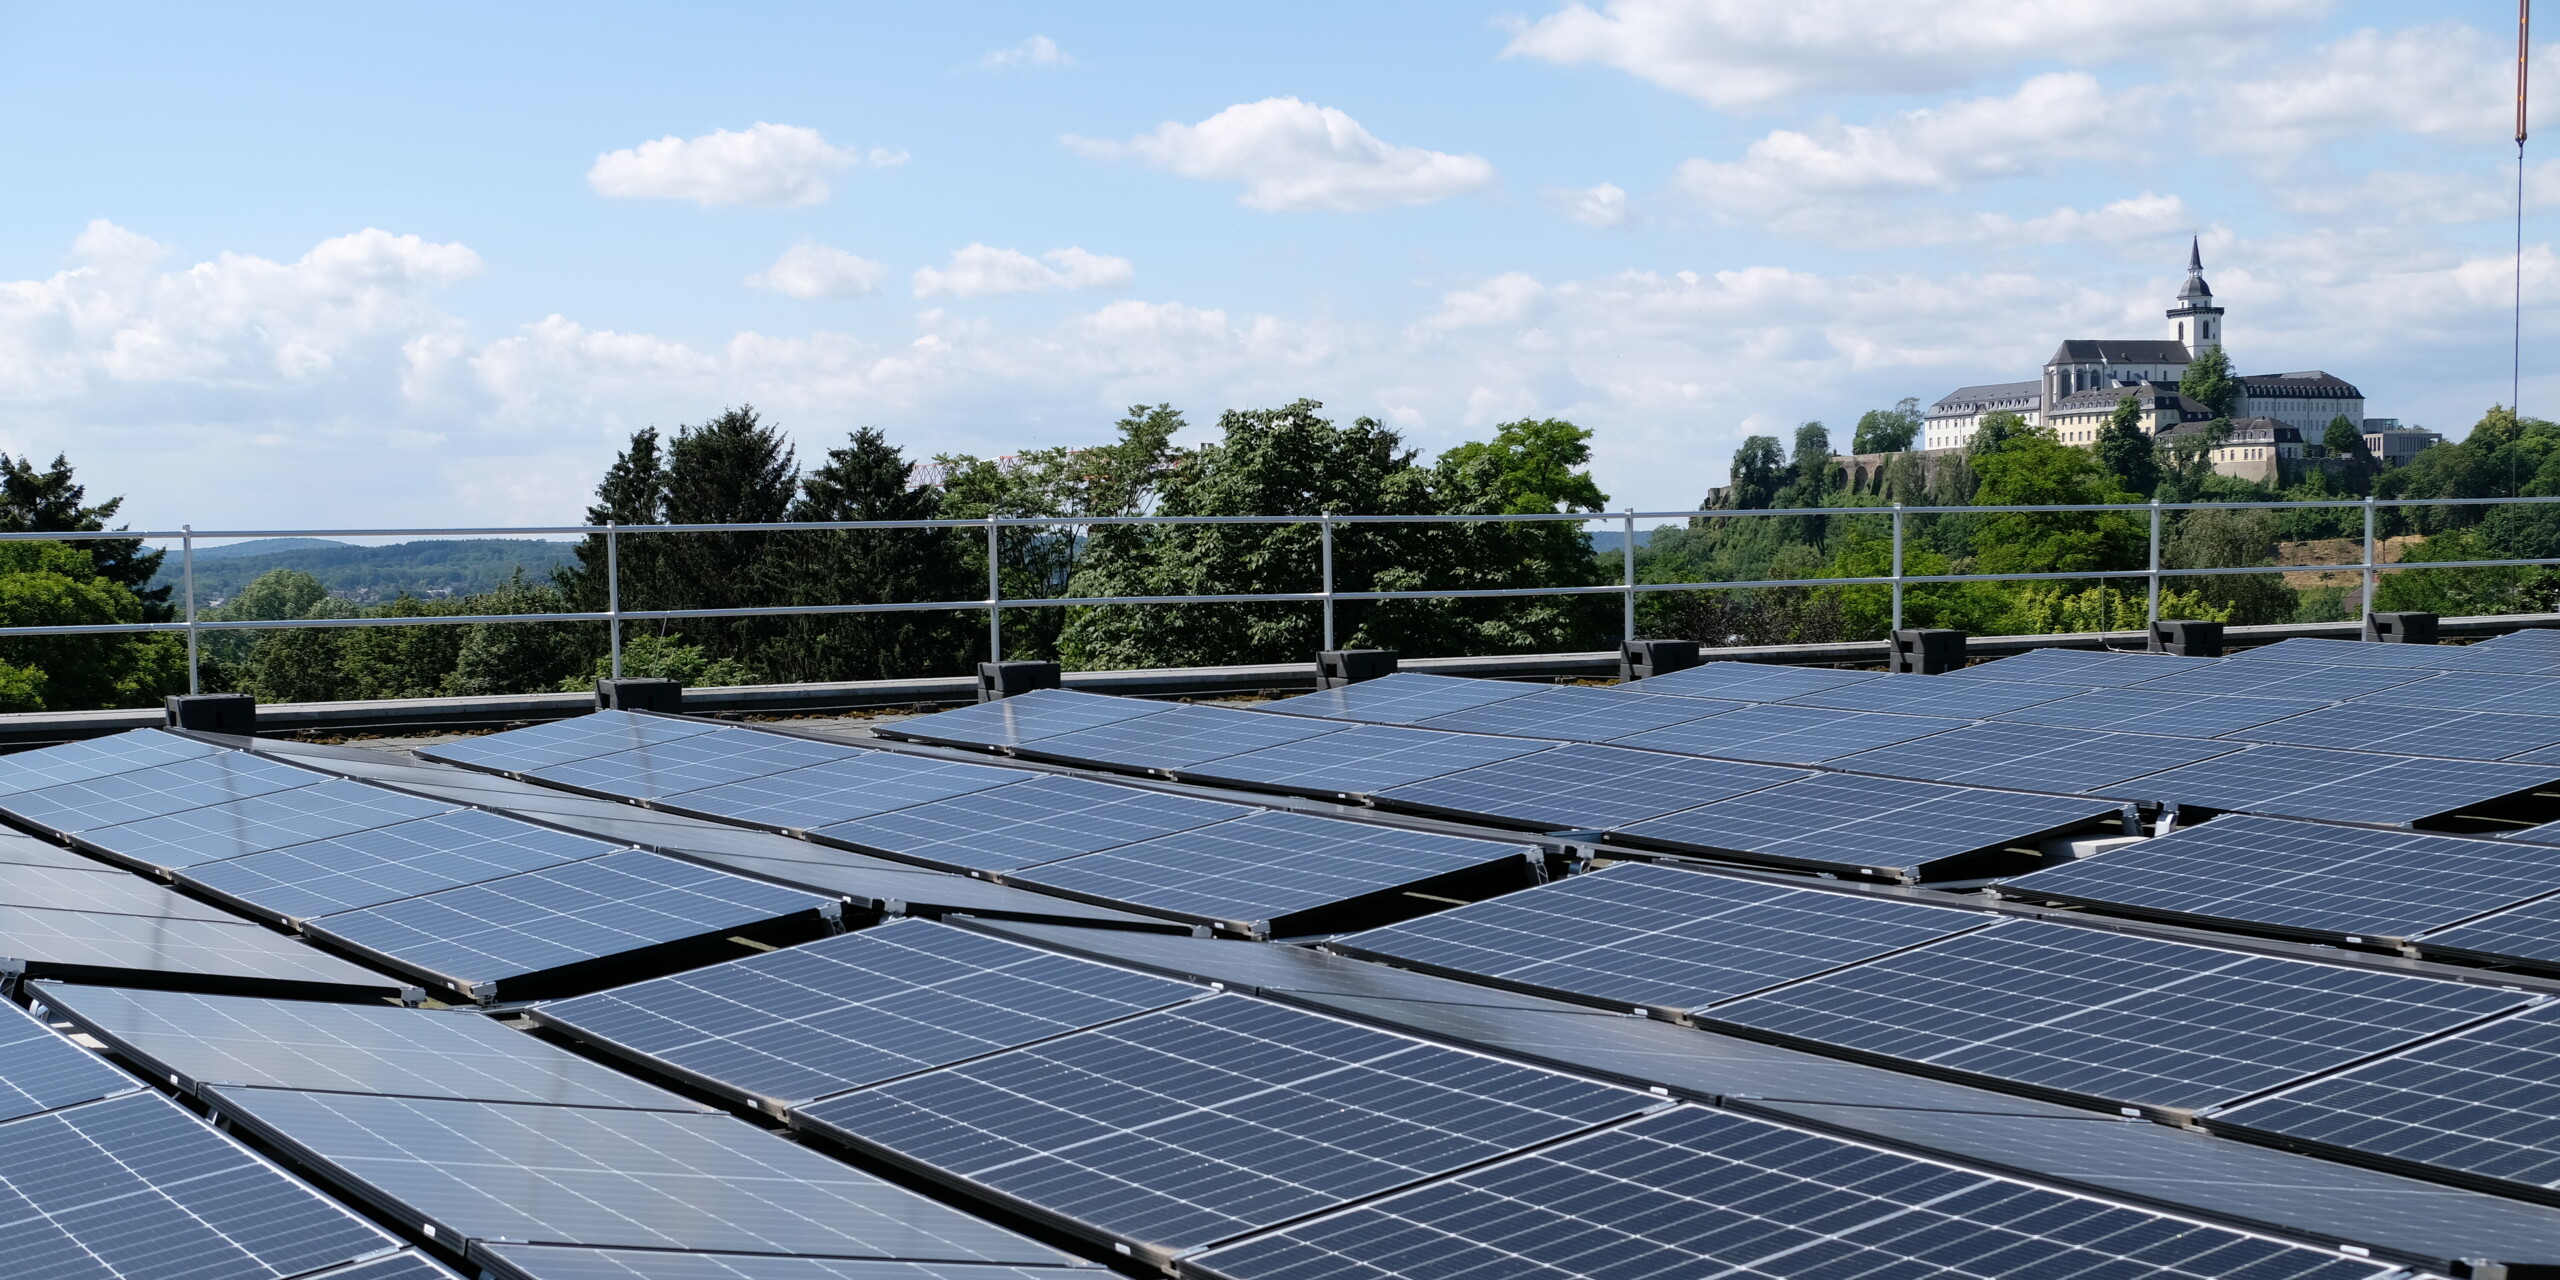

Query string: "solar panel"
[[529, 729, 872, 800], [2211, 1003, 2560, 1201], [1333, 861, 1994, 1013], [477, 1248, 1089, 1280], [2421, 643, 2560, 675], [304, 849, 836, 1001], [202, 1086, 1076, 1264], [1995, 687, 2328, 737], [308, 1254, 461, 1280], [1018, 703, 1347, 769], [0, 729, 225, 797], [2411, 894, 2560, 969], [75, 779, 459, 871], [1617, 660, 1885, 702], [1174, 724, 1552, 798], [2127, 659, 2428, 700], [2100, 744, 2560, 823], [2231, 637, 2463, 667], [35, 983, 698, 1111], [0, 902, 402, 996], [1256, 672, 1544, 724], [179, 808, 625, 927], [1943, 647, 2219, 686], [2000, 813, 2560, 945], [1187, 1104, 2393, 1280], [0, 1091, 404, 1280], [814, 775, 1251, 873], [2354, 670, 2560, 714], [0, 753, 327, 834], [0, 998, 141, 1122], [793, 995, 1656, 1260], [662, 752, 1024, 832], [1370, 743, 1808, 831], [1410, 684, 1735, 742], [417, 709, 725, 775], [533, 918, 1204, 1109], [1607, 702, 1966, 764], [1779, 673, 2074, 718], [1010, 810, 1532, 934], [2509, 818, 2560, 844], [0, 829, 123, 872], [1703, 919, 2529, 1112], [2225, 702, 2560, 760], [0, 862, 241, 923], [1611, 774, 2119, 881], [1832, 722, 2241, 794], [878, 688, 1172, 750]]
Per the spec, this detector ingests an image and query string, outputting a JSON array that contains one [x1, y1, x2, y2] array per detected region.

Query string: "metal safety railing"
[[2, 492, 2556, 694]]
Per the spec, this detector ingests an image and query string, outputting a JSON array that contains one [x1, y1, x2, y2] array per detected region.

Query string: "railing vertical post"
[[2362, 493, 2379, 619], [986, 515, 1003, 664], [2146, 499, 2162, 627], [1890, 505, 1905, 632], [604, 521, 622, 680], [181, 526, 198, 695], [1319, 513, 1335, 651], [1621, 509, 1637, 645]]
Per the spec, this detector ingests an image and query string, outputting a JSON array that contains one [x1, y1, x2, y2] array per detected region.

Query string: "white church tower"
[[2167, 237, 2224, 358]]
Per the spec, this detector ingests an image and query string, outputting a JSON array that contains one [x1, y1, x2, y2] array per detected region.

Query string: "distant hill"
[[149, 538, 582, 607]]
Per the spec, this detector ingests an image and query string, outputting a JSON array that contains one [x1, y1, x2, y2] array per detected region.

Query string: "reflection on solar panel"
[[1372, 744, 1805, 831], [2357, 670, 2560, 715], [0, 729, 224, 797], [2510, 818, 2560, 844], [1612, 774, 2117, 880], [1617, 661, 1885, 702], [309, 1254, 460, 1280], [180, 808, 624, 926], [2000, 813, 2560, 944], [1706, 919, 2527, 1111], [77, 779, 458, 871], [0, 1091, 404, 1280], [795, 996, 1654, 1259], [815, 775, 1250, 872], [2227, 702, 2560, 760], [1412, 684, 1734, 742], [1945, 647, 2218, 686], [1781, 673, 2072, 718], [1996, 687, 2327, 737], [0, 863, 239, 922], [1258, 672, 1543, 724], [879, 688, 1171, 750], [1010, 810, 1530, 933], [2232, 637, 2463, 667], [665, 753, 1023, 832], [2101, 744, 2560, 823], [2128, 659, 2427, 700], [420, 710, 726, 774], [1021, 703, 1346, 769], [305, 849, 835, 1001], [2425, 644, 2560, 675], [205, 1086, 1075, 1264], [1188, 1105, 2391, 1280], [0, 901, 401, 996], [534, 919, 1202, 1109], [531, 729, 870, 799], [2412, 894, 2560, 969], [36, 983, 696, 1111], [1334, 861, 1991, 1012], [1607, 702, 1965, 764], [1833, 722, 2240, 793], [0, 752, 325, 834], [1176, 724, 1551, 797], [2212, 1003, 2560, 1200], [0, 998, 139, 1123], [0, 830, 122, 872], [478, 1248, 1087, 1280]]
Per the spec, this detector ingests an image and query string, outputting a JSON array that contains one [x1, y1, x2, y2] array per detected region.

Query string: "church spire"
[[2189, 235, 2203, 273], [2168, 238, 2224, 357]]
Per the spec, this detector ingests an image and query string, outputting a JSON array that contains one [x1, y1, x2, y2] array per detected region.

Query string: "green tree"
[[759, 427, 976, 683], [558, 427, 668, 615], [443, 572, 589, 697], [0, 540, 186, 711], [2180, 345, 2238, 417], [2323, 415, 2369, 459], [1725, 436, 1786, 510], [1789, 422, 1835, 496], [1366, 418, 1613, 655], [1969, 426, 2145, 575], [1850, 398, 1922, 454], [0, 453, 170, 619], [2093, 394, 2161, 496], [2165, 507, 2295, 624], [1968, 410, 2034, 457]]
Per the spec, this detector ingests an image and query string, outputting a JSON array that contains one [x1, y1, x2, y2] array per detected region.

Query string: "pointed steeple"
[[2169, 237, 2224, 357], [2188, 235, 2203, 272], [2179, 238, 2213, 301]]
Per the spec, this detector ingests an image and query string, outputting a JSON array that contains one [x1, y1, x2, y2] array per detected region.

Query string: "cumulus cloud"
[[2208, 26, 2560, 155], [587, 123, 868, 207], [1557, 182, 1631, 227], [746, 243, 887, 299], [1504, 0, 2328, 109], [1066, 97, 1495, 212], [911, 244, 1135, 298], [977, 35, 1071, 70]]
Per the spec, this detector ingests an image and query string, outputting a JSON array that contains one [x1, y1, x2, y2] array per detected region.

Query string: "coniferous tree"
[[0, 452, 170, 619], [2180, 346, 2238, 417], [2094, 394, 2161, 495], [761, 427, 975, 682]]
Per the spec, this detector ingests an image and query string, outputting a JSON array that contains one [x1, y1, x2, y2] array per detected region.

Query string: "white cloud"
[[1558, 182, 1631, 227], [2208, 26, 2559, 155], [1505, 0, 2329, 109], [587, 123, 866, 207], [1066, 97, 1495, 212], [746, 243, 887, 299], [911, 244, 1135, 298], [977, 35, 1072, 70]]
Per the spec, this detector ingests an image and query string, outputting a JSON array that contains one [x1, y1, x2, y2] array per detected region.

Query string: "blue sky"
[[0, 1, 2551, 529]]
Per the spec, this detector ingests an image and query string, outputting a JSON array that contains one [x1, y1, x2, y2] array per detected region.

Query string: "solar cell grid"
[[1705, 919, 2529, 1111], [479, 1250, 1089, 1280], [1606, 702, 1965, 764], [2100, 744, 2560, 823], [0, 830, 122, 872], [2232, 637, 2466, 667], [530, 728, 870, 799], [2423, 644, 2560, 676], [1257, 672, 1544, 724], [76, 778, 459, 871], [1411, 683, 1734, 741], [420, 710, 726, 775], [2355, 670, 2560, 715], [0, 999, 140, 1123], [2000, 813, 2560, 943], [2227, 702, 2560, 760], [0, 729, 225, 798], [2509, 818, 2560, 844], [1372, 743, 1807, 831], [1175, 723, 1551, 797], [0, 902, 400, 993], [2412, 894, 2560, 969], [1334, 861, 1993, 1011], [179, 807, 624, 926], [662, 752, 1024, 832], [1612, 773, 2118, 879], [1944, 647, 2218, 686], [1779, 672, 2074, 718], [879, 688, 1171, 749], [2127, 659, 2427, 700], [795, 995, 1654, 1255], [0, 752, 327, 834], [815, 774, 1250, 872], [1616, 660, 1885, 702], [1995, 687, 2331, 737], [1010, 809, 1529, 931], [534, 918, 1204, 1107], [1020, 703, 1346, 769], [308, 1254, 460, 1280], [0, 863, 239, 922], [305, 849, 834, 1000], [1189, 1104, 2392, 1280], [1832, 722, 2241, 793]]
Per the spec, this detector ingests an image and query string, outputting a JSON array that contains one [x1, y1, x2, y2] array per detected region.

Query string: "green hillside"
[[151, 538, 581, 607]]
